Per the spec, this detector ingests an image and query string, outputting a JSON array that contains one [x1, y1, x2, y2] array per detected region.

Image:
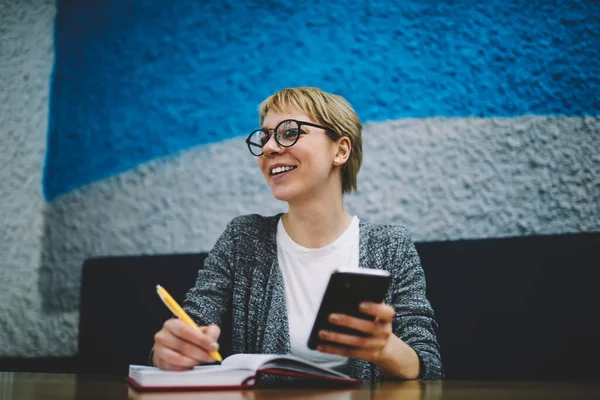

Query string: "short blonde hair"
[[258, 87, 363, 194]]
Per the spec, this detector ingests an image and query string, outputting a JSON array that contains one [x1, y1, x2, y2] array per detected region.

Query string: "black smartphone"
[[307, 268, 392, 350]]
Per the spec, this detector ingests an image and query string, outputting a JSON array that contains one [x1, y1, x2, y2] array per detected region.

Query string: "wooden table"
[[2, 372, 600, 399]]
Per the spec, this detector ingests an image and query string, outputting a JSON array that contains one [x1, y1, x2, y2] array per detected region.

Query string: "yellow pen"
[[155, 285, 223, 363]]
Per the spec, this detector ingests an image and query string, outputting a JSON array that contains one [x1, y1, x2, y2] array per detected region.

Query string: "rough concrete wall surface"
[[1, 0, 599, 356], [0, 0, 76, 356]]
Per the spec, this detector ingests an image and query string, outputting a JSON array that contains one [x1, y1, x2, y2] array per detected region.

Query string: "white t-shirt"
[[276, 216, 360, 370]]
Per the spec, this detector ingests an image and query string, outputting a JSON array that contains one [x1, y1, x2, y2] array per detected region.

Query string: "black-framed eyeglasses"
[[245, 119, 333, 157]]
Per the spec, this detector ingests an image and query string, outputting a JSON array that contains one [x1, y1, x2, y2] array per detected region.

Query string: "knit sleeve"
[[385, 228, 444, 380], [181, 219, 236, 327]]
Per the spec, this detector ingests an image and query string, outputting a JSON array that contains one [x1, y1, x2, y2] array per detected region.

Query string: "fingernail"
[[209, 342, 219, 350], [320, 330, 329, 338], [330, 314, 340, 322], [360, 303, 370, 311]]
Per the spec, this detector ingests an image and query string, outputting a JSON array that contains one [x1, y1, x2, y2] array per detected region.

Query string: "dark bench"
[[75, 231, 600, 380], [419, 232, 600, 380]]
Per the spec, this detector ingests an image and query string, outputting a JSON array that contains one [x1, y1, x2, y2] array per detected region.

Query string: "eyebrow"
[[261, 119, 295, 130]]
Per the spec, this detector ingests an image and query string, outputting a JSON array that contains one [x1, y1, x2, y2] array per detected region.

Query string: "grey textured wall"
[[0, 0, 69, 357]]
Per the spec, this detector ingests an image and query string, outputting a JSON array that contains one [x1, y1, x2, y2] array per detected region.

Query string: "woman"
[[152, 87, 443, 380]]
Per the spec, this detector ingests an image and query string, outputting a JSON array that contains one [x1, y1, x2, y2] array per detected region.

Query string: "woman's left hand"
[[316, 302, 395, 363]]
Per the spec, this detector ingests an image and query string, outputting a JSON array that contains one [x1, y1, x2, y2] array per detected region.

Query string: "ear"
[[332, 136, 351, 166]]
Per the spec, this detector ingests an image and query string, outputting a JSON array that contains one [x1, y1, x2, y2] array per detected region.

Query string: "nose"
[[262, 132, 282, 157]]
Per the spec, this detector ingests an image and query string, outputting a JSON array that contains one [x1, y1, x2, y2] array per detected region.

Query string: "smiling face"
[[258, 110, 341, 203]]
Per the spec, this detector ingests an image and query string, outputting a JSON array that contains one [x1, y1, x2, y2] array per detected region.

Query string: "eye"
[[282, 129, 299, 140], [259, 131, 270, 146]]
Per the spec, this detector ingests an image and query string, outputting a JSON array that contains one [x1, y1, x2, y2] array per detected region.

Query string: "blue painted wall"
[[44, 0, 599, 200]]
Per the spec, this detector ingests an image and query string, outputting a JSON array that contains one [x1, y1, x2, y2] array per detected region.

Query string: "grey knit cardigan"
[[182, 214, 443, 380]]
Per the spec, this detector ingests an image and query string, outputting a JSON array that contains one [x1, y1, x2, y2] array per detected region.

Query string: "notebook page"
[[221, 354, 279, 371], [129, 364, 254, 387], [221, 354, 350, 378]]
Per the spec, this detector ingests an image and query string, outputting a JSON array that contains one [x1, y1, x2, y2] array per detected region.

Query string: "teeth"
[[271, 166, 296, 175]]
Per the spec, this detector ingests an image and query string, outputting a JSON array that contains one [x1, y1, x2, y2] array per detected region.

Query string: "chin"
[[270, 185, 298, 203], [271, 190, 294, 202]]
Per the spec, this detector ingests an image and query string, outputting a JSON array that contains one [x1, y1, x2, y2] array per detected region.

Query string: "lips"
[[269, 165, 297, 176]]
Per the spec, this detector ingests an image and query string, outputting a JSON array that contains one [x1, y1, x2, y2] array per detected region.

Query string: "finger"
[[164, 319, 219, 352], [317, 344, 382, 363], [358, 302, 395, 322], [203, 324, 221, 340], [328, 314, 392, 337], [154, 330, 216, 364], [155, 347, 199, 370], [319, 329, 388, 350]]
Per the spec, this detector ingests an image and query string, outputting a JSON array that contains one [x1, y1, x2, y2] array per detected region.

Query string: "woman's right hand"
[[152, 319, 221, 370]]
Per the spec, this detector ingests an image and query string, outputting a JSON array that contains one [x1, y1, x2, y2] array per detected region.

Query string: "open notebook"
[[127, 354, 362, 390]]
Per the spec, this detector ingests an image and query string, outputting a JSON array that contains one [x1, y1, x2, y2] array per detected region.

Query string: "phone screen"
[[307, 268, 391, 350]]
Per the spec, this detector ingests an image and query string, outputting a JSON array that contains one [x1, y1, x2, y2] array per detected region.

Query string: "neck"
[[282, 188, 353, 249]]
